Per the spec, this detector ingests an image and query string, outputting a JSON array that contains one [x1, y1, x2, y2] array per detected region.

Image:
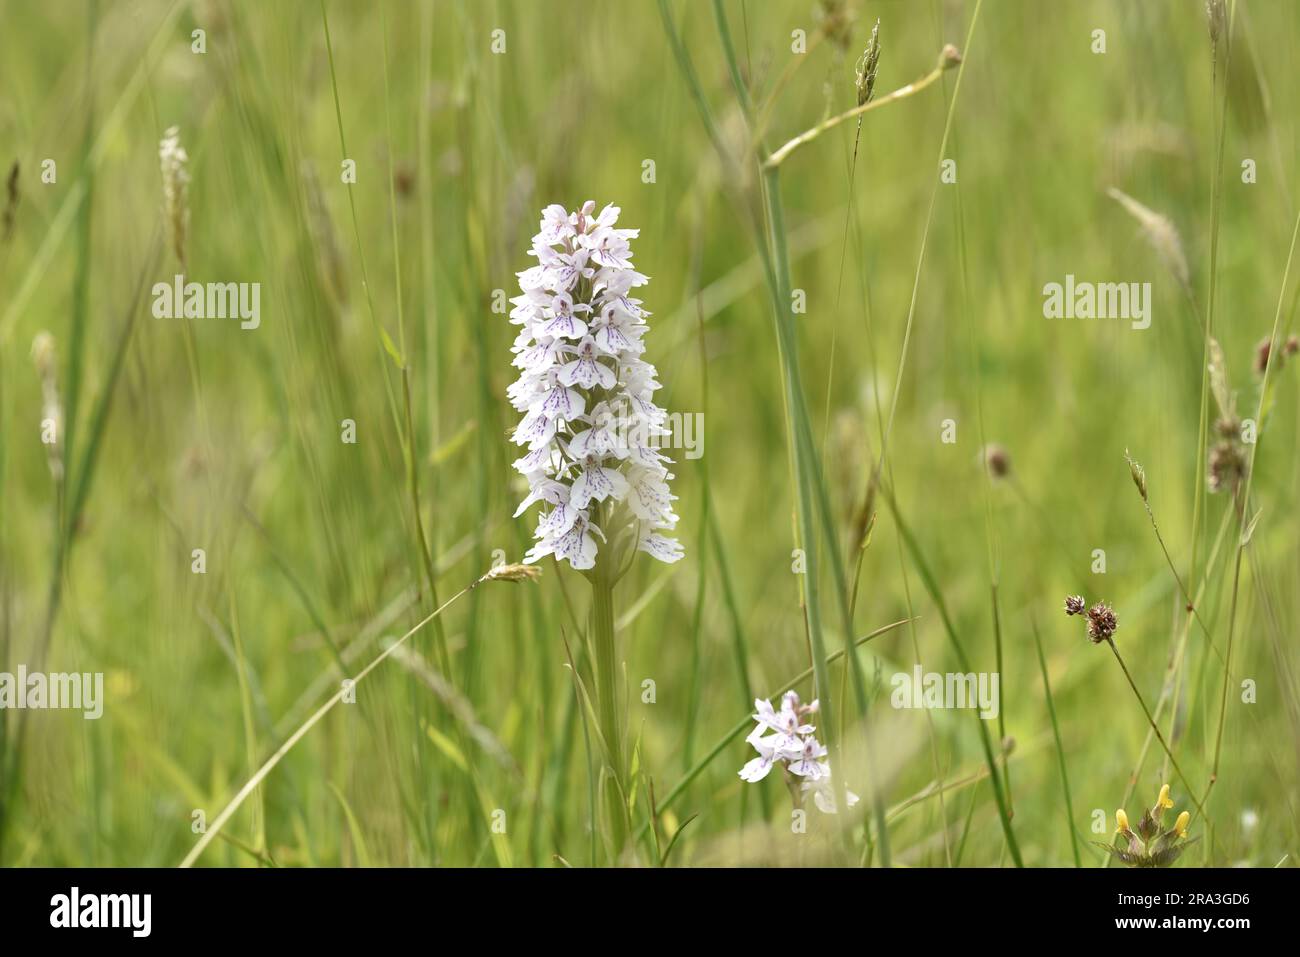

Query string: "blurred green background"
[[1, 0, 1296, 866]]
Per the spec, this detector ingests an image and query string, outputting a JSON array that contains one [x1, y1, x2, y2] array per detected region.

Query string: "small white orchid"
[[508, 201, 682, 572], [737, 690, 854, 815], [804, 773, 861, 815]]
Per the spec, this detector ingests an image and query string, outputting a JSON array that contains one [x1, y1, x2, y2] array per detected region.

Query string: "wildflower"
[[508, 202, 682, 571], [1064, 595, 1086, 616], [1154, 783, 1174, 814], [159, 126, 190, 270], [1086, 602, 1118, 643], [1285, 334, 1299, 358], [737, 691, 851, 815], [738, 725, 788, 783], [1096, 784, 1197, 867], [786, 735, 830, 780], [803, 771, 860, 814], [753, 691, 816, 753]]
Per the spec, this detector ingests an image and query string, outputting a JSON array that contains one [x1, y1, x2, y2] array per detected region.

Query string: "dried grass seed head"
[[854, 20, 881, 107]]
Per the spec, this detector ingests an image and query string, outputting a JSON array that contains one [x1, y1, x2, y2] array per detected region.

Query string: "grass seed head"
[[854, 20, 881, 107], [1206, 0, 1227, 45], [159, 126, 190, 270], [31, 331, 63, 481], [1064, 594, 1086, 616], [481, 563, 543, 584], [1124, 449, 1148, 501], [1106, 187, 1191, 292]]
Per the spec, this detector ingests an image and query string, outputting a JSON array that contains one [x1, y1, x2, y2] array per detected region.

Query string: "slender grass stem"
[[1208, 202, 1300, 803], [1034, 622, 1081, 867], [180, 566, 534, 867], [764, 49, 959, 169], [1103, 638, 1207, 821]]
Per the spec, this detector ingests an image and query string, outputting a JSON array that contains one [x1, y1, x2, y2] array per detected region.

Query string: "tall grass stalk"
[[1209, 203, 1300, 797], [1033, 621, 1081, 867], [180, 565, 538, 867]]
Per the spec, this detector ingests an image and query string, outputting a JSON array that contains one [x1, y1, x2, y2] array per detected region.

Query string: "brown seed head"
[[983, 443, 1011, 479], [1254, 337, 1276, 376], [1208, 441, 1246, 494], [1214, 414, 1240, 439], [1064, 595, 1086, 616], [1086, 602, 1118, 643], [814, 0, 855, 53]]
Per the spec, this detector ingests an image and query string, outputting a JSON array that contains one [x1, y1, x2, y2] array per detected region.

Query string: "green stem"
[[590, 571, 627, 858], [1104, 638, 1207, 821]]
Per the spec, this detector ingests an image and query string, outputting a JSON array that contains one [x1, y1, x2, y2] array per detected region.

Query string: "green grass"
[[0, 0, 1297, 868]]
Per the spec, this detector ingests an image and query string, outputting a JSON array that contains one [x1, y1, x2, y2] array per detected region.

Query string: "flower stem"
[[1104, 638, 1207, 821], [590, 570, 627, 858]]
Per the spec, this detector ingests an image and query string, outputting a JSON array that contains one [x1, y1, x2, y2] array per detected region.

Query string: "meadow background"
[[1, 0, 1297, 867]]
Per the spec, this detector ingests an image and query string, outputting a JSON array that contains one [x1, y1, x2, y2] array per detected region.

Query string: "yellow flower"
[[1155, 784, 1173, 811], [1174, 811, 1190, 838], [1116, 808, 1130, 832]]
